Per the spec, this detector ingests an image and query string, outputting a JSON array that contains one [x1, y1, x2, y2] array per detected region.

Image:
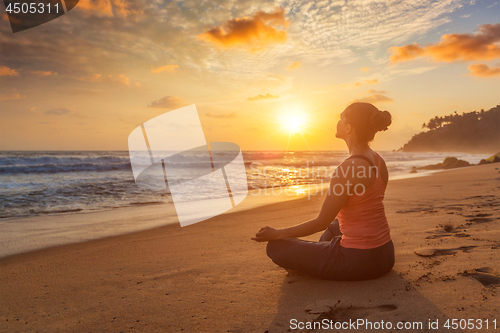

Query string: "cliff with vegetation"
[[400, 105, 500, 153]]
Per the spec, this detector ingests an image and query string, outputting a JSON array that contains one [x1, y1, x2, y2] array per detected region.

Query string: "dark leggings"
[[266, 220, 395, 281]]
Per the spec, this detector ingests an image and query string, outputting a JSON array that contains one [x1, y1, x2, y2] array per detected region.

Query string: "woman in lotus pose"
[[252, 102, 394, 280]]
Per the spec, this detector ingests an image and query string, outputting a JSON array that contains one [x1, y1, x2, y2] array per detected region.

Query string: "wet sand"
[[1, 163, 499, 332]]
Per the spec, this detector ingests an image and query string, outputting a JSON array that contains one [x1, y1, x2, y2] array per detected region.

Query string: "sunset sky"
[[0, 0, 499, 151]]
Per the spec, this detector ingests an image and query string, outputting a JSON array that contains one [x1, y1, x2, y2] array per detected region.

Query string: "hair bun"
[[370, 110, 392, 132]]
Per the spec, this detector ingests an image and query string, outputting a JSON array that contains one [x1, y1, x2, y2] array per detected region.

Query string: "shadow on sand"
[[264, 270, 465, 333]]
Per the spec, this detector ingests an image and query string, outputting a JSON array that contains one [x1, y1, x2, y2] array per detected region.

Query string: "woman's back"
[[336, 153, 391, 249]]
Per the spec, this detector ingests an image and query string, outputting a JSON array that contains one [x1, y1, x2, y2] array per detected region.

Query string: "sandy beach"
[[1, 163, 499, 332]]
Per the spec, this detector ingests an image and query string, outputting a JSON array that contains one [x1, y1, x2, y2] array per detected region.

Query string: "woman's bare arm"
[[277, 178, 349, 238], [252, 160, 364, 242]]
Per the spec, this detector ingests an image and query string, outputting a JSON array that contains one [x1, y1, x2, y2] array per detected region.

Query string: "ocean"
[[0, 150, 486, 219]]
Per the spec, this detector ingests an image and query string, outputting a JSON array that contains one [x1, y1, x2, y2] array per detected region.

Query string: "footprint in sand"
[[464, 213, 493, 218], [465, 217, 495, 224], [459, 267, 500, 287], [311, 304, 398, 323], [414, 246, 477, 257], [463, 195, 500, 210], [425, 224, 470, 239], [401, 196, 500, 220], [464, 195, 495, 200], [396, 207, 437, 214]]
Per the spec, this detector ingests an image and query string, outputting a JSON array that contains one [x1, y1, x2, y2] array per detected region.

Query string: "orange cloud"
[[197, 7, 289, 51], [367, 89, 386, 94], [79, 73, 130, 85], [0, 66, 20, 77], [151, 65, 179, 73], [360, 67, 370, 72], [115, 74, 130, 86], [0, 90, 25, 101], [148, 95, 188, 109], [80, 73, 103, 82], [351, 94, 393, 104], [389, 24, 500, 63], [77, 0, 139, 17], [286, 61, 302, 71], [467, 63, 500, 77], [388, 43, 425, 63], [247, 93, 279, 101], [77, 0, 113, 16], [111, 0, 137, 17], [351, 79, 378, 87], [31, 70, 58, 76]]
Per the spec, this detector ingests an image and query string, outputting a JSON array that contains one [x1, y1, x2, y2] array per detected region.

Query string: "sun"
[[282, 113, 307, 134]]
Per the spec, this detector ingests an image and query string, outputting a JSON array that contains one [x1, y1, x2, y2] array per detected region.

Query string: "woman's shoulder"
[[340, 151, 378, 170], [334, 155, 376, 183], [345, 154, 376, 166], [334, 151, 388, 186]]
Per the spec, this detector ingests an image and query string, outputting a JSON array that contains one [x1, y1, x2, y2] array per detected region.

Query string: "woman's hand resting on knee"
[[251, 226, 283, 242], [252, 216, 334, 242], [252, 173, 349, 243]]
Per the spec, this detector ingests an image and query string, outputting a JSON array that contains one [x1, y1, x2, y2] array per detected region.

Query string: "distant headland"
[[400, 104, 500, 154]]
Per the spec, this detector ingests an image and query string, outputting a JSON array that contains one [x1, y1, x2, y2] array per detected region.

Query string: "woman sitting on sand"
[[252, 102, 394, 281]]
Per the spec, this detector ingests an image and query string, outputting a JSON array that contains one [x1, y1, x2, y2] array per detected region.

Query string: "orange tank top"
[[336, 153, 391, 249]]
